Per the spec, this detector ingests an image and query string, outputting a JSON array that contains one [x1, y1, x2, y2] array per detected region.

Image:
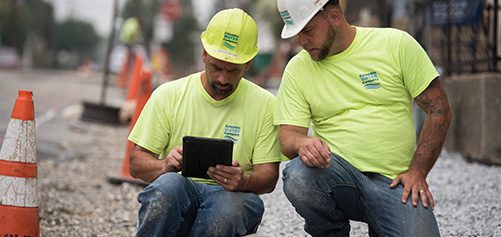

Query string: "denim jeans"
[[136, 172, 264, 237], [283, 154, 440, 237]]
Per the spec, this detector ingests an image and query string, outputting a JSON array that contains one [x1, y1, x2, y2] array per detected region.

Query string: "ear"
[[202, 49, 208, 64], [244, 60, 253, 72], [324, 6, 342, 26]]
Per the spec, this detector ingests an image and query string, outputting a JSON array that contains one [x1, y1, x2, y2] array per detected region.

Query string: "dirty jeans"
[[136, 173, 264, 237], [282, 154, 440, 237]]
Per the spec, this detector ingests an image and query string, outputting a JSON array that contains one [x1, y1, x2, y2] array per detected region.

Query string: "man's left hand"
[[207, 160, 246, 191], [390, 169, 435, 209]]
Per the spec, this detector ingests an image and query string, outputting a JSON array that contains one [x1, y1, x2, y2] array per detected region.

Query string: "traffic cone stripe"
[[0, 120, 37, 163], [0, 175, 37, 207], [11, 90, 35, 121], [0, 205, 39, 236], [0, 160, 37, 178]]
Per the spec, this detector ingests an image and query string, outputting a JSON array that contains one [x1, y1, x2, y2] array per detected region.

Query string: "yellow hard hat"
[[120, 17, 141, 44], [201, 8, 259, 64]]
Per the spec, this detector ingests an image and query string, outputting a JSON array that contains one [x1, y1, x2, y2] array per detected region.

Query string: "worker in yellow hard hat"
[[119, 17, 142, 45], [117, 17, 143, 88], [128, 8, 284, 236]]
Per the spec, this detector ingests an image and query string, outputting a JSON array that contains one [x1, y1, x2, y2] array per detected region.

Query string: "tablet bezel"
[[181, 136, 233, 179]]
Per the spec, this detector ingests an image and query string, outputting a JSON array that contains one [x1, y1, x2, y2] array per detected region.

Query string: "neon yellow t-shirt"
[[129, 72, 282, 183], [275, 27, 439, 178]]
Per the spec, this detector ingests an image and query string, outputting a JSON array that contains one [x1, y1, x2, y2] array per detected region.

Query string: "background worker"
[[274, 0, 452, 236], [128, 8, 282, 237]]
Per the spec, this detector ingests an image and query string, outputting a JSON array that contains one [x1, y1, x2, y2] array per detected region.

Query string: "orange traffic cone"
[[108, 70, 152, 186], [126, 55, 144, 101], [0, 90, 39, 237]]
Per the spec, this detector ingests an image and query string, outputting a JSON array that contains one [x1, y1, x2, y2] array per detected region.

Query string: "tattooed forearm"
[[411, 78, 452, 176]]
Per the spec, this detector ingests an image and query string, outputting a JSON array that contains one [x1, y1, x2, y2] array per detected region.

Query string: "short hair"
[[325, 0, 340, 6], [317, 0, 342, 14]]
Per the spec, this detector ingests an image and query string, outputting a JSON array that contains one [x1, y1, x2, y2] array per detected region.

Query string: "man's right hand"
[[164, 146, 183, 172], [297, 137, 331, 168]]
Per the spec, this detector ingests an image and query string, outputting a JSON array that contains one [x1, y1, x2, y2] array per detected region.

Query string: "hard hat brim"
[[201, 31, 258, 64], [280, 11, 317, 39], [279, 0, 330, 39]]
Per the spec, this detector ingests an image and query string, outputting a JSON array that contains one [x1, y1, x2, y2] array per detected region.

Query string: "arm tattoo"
[[412, 78, 452, 176]]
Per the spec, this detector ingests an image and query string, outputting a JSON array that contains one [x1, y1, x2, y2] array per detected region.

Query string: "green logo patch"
[[280, 11, 294, 25], [224, 124, 241, 143], [223, 32, 239, 51], [359, 71, 381, 89]]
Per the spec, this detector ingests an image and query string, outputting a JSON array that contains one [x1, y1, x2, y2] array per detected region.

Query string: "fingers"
[[207, 163, 243, 190], [299, 138, 331, 168], [207, 170, 230, 185], [417, 188, 434, 209], [401, 185, 411, 204], [300, 151, 325, 168], [402, 185, 434, 209], [392, 171, 434, 209], [165, 146, 183, 171], [428, 190, 435, 209], [232, 160, 239, 167], [398, 183, 433, 209], [389, 176, 400, 188], [411, 187, 420, 207]]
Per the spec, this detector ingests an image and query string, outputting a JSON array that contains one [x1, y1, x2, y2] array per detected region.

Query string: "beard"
[[210, 81, 234, 97], [310, 24, 336, 61]]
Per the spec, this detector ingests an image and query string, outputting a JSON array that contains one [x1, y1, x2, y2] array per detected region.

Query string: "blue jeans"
[[136, 173, 264, 237], [283, 154, 440, 237]]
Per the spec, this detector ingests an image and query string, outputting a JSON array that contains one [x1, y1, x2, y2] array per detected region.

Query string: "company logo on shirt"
[[359, 71, 381, 89], [224, 124, 241, 143]]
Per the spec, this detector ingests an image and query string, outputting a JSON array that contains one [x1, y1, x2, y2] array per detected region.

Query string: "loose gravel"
[[37, 121, 501, 236]]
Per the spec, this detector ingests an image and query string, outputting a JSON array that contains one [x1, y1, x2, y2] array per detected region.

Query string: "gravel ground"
[[37, 121, 501, 236]]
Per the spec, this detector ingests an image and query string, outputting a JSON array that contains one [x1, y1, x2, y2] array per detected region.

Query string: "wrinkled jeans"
[[283, 154, 440, 237], [136, 172, 264, 237]]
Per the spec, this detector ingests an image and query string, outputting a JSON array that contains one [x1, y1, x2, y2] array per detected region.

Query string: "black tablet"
[[182, 136, 233, 179]]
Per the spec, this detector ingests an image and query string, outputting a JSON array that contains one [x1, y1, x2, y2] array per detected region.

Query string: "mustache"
[[210, 82, 234, 95]]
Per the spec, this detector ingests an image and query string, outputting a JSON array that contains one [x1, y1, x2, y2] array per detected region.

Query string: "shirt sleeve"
[[398, 31, 439, 98], [252, 96, 285, 164], [128, 87, 171, 155], [274, 57, 312, 128]]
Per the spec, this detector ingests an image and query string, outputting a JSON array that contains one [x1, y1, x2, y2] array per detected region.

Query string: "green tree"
[[56, 19, 100, 52], [0, 1, 31, 53], [25, 0, 57, 51], [164, 0, 197, 74], [55, 19, 100, 67]]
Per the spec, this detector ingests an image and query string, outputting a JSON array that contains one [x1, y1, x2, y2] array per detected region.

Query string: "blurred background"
[[1, 0, 500, 236], [0, 0, 498, 80]]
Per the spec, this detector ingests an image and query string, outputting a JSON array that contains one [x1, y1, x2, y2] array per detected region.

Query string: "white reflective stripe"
[[0, 119, 37, 163], [0, 175, 37, 207]]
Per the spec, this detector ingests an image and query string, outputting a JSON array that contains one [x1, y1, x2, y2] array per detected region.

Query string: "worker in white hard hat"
[[128, 8, 283, 236], [274, 0, 452, 236]]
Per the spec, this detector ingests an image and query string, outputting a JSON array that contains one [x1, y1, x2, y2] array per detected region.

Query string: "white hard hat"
[[277, 0, 330, 39]]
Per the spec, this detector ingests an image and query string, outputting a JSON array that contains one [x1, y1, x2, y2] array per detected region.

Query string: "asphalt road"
[[0, 69, 125, 157]]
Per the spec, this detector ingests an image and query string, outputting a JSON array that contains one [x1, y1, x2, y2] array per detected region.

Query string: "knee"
[[282, 159, 317, 201], [207, 193, 264, 235], [138, 173, 188, 204], [223, 193, 264, 218]]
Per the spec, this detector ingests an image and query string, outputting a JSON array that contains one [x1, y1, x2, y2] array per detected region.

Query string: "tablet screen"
[[182, 136, 233, 179]]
